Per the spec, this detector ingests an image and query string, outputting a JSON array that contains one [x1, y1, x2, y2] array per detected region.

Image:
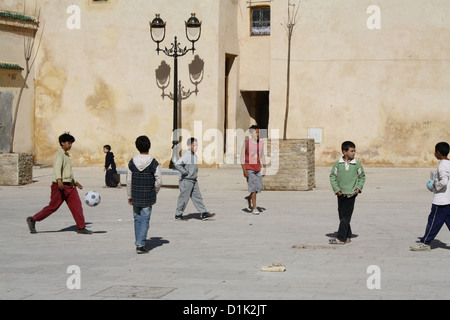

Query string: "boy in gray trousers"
[[174, 138, 215, 221]]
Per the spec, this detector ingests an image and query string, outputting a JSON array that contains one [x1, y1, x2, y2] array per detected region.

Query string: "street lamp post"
[[150, 13, 202, 168]]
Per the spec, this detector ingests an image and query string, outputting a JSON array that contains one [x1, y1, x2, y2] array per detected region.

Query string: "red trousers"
[[33, 183, 85, 229]]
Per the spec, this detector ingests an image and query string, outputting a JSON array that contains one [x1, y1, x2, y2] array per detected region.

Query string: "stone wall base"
[[264, 139, 315, 191], [0, 153, 33, 186]]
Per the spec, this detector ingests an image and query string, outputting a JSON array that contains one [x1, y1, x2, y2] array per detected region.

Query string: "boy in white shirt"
[[410, 142, 450, 251]]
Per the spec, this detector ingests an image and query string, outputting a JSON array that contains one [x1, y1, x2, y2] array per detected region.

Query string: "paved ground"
[[0, 165, 449, 301]]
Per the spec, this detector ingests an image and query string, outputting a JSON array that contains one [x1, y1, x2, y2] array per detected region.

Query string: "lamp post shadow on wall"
[[150, 13, 202, 169]]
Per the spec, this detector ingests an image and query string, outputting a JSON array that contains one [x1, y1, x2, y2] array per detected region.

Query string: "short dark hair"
[[59, 132, 75, 146], [103, 145, 111, 151], [249, 125, 259, 132], [135, 136, 151, 153], [435, 142, 449, 157], [341, 141, 356, 151], [187, 137, 198, 146]]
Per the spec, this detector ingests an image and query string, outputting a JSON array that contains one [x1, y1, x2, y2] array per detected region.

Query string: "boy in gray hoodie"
[[127, 136, 162, 254], [174, 137, 215, 221]]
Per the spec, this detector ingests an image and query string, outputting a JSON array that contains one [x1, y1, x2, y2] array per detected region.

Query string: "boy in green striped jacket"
[[329, 141, 366, 245]]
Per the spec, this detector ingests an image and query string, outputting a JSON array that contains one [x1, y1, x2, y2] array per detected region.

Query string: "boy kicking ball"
[[26, 132, 92, 235]]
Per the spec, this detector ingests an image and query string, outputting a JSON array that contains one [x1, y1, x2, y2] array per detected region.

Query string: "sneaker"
[[410, 243, 431, 251], [201, 212, 216, 220], [175, 215, 187, 221], [136, 246, 149, 254], [26, 217, 37, 234], [252, 208, 260, 215], [245, 196, 252, 210], [77, 227, 93, 235]]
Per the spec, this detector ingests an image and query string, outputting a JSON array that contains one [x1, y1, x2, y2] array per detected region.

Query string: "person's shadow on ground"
[[145, 237, 170, 251], [38, 222, 106, 234], [429, 239, 450, 250]]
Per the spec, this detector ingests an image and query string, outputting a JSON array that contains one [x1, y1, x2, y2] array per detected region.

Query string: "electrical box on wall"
[[307, 128, 322, 144]]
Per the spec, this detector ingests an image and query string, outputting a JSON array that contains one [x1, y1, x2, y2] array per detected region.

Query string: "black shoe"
[[77, 227, 93, 235], [175, 215, 187, 221], [136, 246, 149, 254], [201, 212, 216, 220], [26, 217, 36, 234]]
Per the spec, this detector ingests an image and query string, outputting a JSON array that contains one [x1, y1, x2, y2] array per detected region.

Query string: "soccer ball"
[[426, 179, 435, 192], [84, 191, 101, 207]]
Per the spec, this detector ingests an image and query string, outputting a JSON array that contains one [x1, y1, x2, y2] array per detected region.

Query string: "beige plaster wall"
[[4, 0, 449, 167], [0, 0, 38, 154], [269, 0, 450, 166], [32, 0, 225, 168], [237, 0, 271, 91]]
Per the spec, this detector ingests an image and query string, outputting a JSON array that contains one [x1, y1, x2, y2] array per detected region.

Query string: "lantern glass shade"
[[185, 13, 201, 42], [152, 27, 164, 39], [150, 14, 166, 42]]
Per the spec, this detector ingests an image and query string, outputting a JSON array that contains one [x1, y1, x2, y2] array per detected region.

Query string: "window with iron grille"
[[250, 6, 270, 36]]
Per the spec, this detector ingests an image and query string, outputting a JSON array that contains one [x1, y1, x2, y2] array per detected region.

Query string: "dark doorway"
[[0, 91, 13, 152], [224, 54, 237, 153], [241, 90, 269, 138]]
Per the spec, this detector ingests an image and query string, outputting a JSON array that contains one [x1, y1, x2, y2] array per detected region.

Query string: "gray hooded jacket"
[[174, 150, 198, 180]]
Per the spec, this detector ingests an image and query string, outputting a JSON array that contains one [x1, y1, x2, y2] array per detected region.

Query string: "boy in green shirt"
[[329, 141, 365, 244]]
